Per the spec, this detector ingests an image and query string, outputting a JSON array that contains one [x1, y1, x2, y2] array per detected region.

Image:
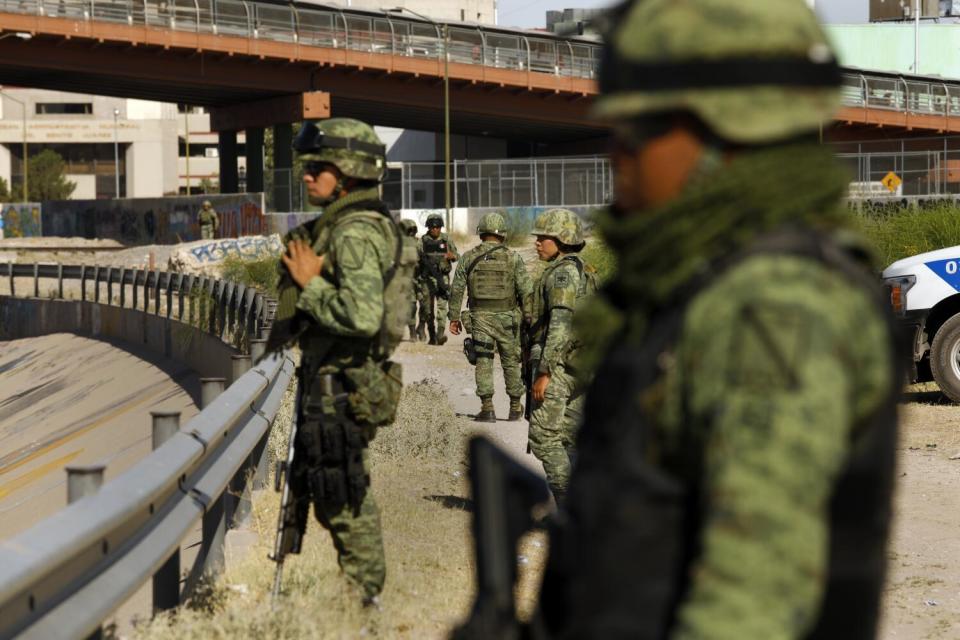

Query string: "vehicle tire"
[[930, 313, 960, 403]]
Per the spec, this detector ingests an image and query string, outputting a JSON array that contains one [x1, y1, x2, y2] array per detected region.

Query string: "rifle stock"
[[453, 437, 550, 640]]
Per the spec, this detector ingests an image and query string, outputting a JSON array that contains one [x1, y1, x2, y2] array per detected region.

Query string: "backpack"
[[341, 210, 419, 356]]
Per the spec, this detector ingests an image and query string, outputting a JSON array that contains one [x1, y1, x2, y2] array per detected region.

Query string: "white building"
[[0, 89, 246, 200]]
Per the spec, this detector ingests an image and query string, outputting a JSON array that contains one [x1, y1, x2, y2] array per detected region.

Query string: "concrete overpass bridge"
[[0, 0, 959, 201]]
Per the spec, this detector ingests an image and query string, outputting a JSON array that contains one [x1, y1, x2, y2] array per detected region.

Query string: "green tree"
[[0, 176, 12, 201], [28, 149, 76, 201]]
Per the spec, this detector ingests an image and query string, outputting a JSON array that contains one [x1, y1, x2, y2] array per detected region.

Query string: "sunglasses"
[[304, 161, 334, 178]]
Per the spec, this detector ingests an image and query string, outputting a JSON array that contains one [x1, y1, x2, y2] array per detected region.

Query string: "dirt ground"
[[3, 237, 960, 637]]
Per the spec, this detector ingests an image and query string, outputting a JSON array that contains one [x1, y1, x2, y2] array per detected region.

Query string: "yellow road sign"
[[881, 171, 902, 194]]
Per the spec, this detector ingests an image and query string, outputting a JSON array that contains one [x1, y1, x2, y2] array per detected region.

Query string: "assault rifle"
[[422, 254, 451, 300], [270, 388, 308, 603], [520, 319, 533, 453], [452, 437, 551, 640]]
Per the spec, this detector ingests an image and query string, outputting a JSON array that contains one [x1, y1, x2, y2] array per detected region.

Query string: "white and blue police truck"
[[884, 248, 960, 401]]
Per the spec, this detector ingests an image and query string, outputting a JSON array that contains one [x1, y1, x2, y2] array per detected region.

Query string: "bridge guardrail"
[[0, 0, 602, 80], [0, 262, 290, 639]]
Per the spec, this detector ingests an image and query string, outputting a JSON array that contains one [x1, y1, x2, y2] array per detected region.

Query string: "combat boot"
[[508, 397, 523, 421], [436, 326, 448, 346], [408, 325, 418, 342], [428, 325, 437, 345], [474, 396, 496, 423], [416, 323, 427, 342]]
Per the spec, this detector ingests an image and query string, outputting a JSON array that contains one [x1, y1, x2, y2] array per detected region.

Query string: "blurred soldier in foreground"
[[530, 0, 902, 638], [267, 118, 415, 604], [399, 218, 421, 341], [198, 199, 219, 239], [448, 212, 532, 422], [526, 208, 594, 503], [455, 0, 903, 637], [417, 213, 459, 345]]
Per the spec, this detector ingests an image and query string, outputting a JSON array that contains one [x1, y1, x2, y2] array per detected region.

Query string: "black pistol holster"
[[295, 370, 370, 516]]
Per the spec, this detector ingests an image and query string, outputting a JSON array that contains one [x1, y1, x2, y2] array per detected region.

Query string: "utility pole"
[[113, 108, 121, 198], [915, 0, 921, 74]]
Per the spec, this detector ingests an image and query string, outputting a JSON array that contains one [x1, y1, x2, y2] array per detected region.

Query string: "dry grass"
[[133, 375, 546, 639]]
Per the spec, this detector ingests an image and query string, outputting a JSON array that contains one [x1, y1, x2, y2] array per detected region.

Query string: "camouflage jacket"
[[448, 240, 532, 321], [547, 143, 897, 639], [530, 253, 582, 376], [199, 208, 219, 229], [287, 187, 395, 370]]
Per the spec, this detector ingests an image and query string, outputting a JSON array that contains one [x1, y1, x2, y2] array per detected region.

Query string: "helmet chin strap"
[[309, 176, 348, 207]]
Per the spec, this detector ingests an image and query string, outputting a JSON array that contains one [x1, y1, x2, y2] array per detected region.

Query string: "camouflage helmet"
[[532, 208, 584, 246], [425, 213, 444, 229], [594, 0, 841, 145], [293, 118, 386, 181], [202, 200, 212, 208], [398, 218, 419, 236], [477, 212, 507, 238]]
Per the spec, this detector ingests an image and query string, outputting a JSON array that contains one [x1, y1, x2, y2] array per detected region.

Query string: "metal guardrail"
[[0, 262, 268, 340], [0, 262, 291, 639], [0, 0, 602, 80]]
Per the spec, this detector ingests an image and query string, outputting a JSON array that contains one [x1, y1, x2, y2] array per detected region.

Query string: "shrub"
[[854, 204, 960, 268], [220, 255, 280, 298]]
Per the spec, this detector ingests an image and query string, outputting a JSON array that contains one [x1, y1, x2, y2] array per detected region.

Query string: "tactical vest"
[[536, 230, 903, 640], [467, 244, 516, 312], [530, 254, 591, 346], [299, 202, 416, 364], [422, 234, 452, 271]]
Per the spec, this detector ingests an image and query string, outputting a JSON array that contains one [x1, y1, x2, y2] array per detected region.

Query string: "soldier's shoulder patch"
[[555, 270, 571, 287], [338, 235, 368, 270]]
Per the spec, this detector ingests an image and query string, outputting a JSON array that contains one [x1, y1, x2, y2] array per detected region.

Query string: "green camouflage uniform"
[[418, 230, 459, 343], [449, 239, 531, 402], [198, 202, 219, 240], [527, 209, 590, 501], [535, 1, 901, 638], [272, 119, 394, 600]]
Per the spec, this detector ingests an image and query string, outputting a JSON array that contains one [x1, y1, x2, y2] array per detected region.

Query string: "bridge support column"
[[273, 123, 293, 212], [246, 127, 264, 194], [218, 130, 239, 194]]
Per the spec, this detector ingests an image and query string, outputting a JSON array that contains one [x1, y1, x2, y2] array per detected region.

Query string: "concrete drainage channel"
[[0, 262, 290, 639]]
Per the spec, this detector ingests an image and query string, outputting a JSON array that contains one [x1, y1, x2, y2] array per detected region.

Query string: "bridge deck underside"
[[0, 12, 605, 142]]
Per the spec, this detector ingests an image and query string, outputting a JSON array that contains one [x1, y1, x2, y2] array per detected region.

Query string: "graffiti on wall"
[[41, 194, 266, 245], [0, 203, 42, 238], [189, 236, 283, 263]]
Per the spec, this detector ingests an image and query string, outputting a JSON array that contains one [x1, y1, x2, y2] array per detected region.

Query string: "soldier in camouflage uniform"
[[448, 212, 532, 422], [270, 118, 401, 604], [417, 213, 459, 345], [527, 208, 591, 503], [533, 1, 901, 638], [399, 218, 421, 341], [198, 200, 219, 239]]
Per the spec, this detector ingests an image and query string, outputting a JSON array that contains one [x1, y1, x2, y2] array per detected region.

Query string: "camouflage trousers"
[[417, 279, 449, 339], [528, 347, 584, 499], [313, 448, 386, 599], [466, 309, 524, 399], [200, 225, 215, 240]]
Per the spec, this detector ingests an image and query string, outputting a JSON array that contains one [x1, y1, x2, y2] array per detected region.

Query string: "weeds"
[[853, 204, 960, 268], [220, 255, 280, 298]]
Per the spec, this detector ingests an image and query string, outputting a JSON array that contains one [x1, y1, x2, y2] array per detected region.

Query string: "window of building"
[[35, 103, 93, 115]]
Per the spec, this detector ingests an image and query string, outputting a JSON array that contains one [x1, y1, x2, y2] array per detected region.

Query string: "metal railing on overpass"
[[841, 70, 960, 119], [0, 262, 292, 639], [0, 0, 602, 79]]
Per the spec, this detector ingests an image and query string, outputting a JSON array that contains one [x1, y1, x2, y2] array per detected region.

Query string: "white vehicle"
[[883, 247, 960, 401]]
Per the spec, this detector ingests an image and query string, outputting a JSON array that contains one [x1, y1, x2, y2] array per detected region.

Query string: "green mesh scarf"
[[573, 141, 859, 375], [266, 186, 385, 353]]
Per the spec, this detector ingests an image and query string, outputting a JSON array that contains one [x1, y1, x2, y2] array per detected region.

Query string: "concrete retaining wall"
[[0, 298, 236, 381]]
